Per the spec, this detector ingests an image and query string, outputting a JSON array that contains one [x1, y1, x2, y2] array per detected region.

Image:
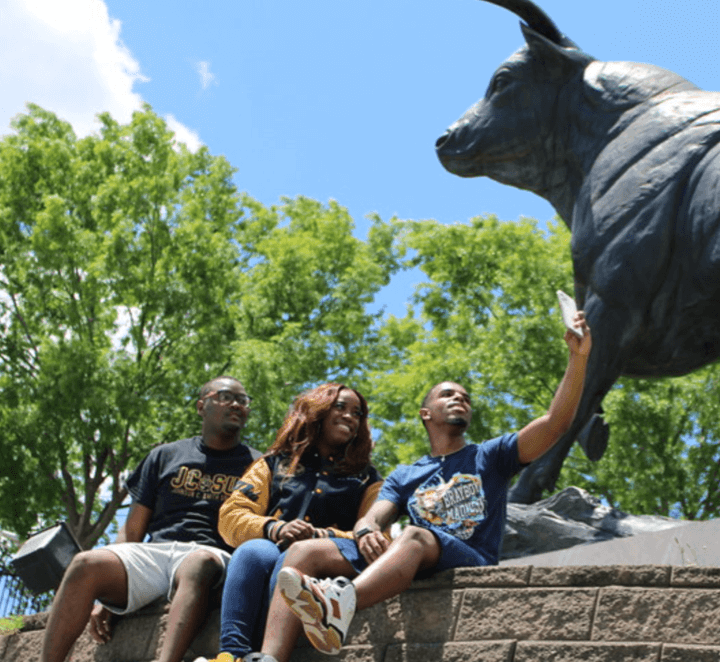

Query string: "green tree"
[[0, 104, 247, 548], [368, 215, 576, 473], [0, 105, 402, 548], [375, 214, 720, 518], [228, 199, 401, 449], [557, 364, 720, 519]]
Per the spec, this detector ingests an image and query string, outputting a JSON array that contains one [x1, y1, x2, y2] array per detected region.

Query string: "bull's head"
[[435, 0, 593, 215], [435, 0, 698, 225]]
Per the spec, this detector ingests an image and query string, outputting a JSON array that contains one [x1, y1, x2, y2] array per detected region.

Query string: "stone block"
[[530, 565, 670, 587], [292, 645, 383, 662], [21, 611, 49, 631], [515, 641, 661, 661], [69, 609, 164, 662], [450, 565, 531, 588], [456, 587, 597, 641], [413, 565, 530, 590], [671, 567, 720, 587], [661, 644, 720, 661], [1, 629, 44, 662], [347, 588, 461, 646], [384, 640, 515, 662], [593, 587, 720, 644]]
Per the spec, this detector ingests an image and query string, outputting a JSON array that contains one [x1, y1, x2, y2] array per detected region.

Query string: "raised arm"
[[517, 312, 592, 464]]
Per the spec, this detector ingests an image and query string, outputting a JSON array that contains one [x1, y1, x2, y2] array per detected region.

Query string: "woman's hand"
[[275, 518, 316, 547]]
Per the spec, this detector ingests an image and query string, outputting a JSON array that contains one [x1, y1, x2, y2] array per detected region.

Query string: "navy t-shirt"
[[125, 436, 259, 553], [378, 433, 523, 565]]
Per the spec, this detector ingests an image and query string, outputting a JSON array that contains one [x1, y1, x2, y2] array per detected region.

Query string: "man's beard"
[[447, 416, 468, 428]]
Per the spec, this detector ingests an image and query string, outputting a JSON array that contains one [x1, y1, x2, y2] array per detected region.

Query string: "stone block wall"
[[3, 565, 719, 662]]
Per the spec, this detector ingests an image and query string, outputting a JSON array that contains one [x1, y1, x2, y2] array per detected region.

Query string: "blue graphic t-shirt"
[[378, 433, 522, 566]]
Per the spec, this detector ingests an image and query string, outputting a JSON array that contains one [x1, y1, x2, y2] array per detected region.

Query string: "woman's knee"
[[283, 539, 344, 574], [226, 539, 280, 585], [231, 539, 279, 567]]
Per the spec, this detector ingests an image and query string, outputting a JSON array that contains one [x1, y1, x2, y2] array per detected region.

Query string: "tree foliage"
[[557, 364, 720, 519], [2, 103, 719, 553], [229, 198, 400, 449], [0, 105, 400, 548], [367, 215, 576, 472], [0, 104, 247, 547]]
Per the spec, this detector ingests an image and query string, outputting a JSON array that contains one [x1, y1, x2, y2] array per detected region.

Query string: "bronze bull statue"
[[435, 0, 720, 503]]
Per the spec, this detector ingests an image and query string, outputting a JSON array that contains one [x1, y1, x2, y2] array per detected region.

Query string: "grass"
[[0, 614, 24, 636]]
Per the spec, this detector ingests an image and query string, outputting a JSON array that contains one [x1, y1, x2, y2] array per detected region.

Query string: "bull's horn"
[[480, 0, 563, 44]]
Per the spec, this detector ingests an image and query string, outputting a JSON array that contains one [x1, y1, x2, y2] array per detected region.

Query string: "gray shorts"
[[100, 541, 231, 614]]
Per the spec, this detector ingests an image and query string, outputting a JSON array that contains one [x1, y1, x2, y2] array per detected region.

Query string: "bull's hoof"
[[577, 414, 609, 462]]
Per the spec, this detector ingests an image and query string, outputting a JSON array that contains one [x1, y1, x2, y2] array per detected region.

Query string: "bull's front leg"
[[507, 293, 628, 504]]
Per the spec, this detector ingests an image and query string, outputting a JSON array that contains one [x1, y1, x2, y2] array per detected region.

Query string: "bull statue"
[[436, 0, 720, 504]]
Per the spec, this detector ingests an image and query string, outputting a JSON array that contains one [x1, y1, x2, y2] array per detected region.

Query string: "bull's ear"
[[521, 23, 593, 74]]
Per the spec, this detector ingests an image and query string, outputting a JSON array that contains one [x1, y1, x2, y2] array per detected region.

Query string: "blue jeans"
[[219, 539, 286, 657]]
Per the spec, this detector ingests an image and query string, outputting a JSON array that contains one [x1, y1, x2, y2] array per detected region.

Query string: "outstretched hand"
[[565, 311, 592, 357]]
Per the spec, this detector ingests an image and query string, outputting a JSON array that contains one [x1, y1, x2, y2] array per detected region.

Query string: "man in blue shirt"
[[242, 312, 590, 662], [41, 376, 261, 662]]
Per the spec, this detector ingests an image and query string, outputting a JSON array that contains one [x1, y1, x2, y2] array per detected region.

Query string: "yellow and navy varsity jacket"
[[218, 450, 383, 549]]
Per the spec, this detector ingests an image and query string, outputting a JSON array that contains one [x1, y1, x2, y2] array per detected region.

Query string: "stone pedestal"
[[4, 565, 719, 662]]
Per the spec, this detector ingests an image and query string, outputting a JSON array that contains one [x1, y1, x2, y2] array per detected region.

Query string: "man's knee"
[[174, 550, 224, 588], [64, 549, 120, 586], [57, 548, 129, 608], [397, 526, 440, 554]]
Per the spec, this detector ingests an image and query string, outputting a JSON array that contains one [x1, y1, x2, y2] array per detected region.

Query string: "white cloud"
[[195, 61, 217, 91], [165, 113, 203, 153], [0, 0, 145, 137], [0, 0, 203, 149]]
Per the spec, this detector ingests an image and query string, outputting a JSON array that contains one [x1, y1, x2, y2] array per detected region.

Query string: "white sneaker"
[[277, 567, 356, 655], [243, 654, 278, 662]]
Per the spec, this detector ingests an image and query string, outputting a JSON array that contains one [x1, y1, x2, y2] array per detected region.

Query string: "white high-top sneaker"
[[277, 567, 357, 656]]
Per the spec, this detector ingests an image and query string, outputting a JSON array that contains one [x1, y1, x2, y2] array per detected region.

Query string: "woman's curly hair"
[[267, 383, 372, 476]]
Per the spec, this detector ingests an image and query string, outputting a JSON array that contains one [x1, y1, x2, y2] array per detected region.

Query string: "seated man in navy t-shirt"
[[41, 376, 261, 662], [241, 312, 591, 662]]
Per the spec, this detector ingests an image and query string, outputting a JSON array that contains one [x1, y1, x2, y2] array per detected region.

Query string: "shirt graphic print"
[[408, 471, 488, 540]]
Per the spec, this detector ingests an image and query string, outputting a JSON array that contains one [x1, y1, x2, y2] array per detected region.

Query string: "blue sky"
[[2, 0, 719, 317]]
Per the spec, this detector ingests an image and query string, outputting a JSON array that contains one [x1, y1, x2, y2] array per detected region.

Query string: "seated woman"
[[195, 382, 382, 662]]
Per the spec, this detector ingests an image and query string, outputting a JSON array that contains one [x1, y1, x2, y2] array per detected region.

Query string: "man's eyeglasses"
[[205, 390, 252, 407]]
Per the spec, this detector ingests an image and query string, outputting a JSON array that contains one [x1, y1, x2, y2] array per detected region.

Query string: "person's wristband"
[[265, 520, 285, 542], [353, 525, 374, 541], [264, 520, 276, 540], [273, 521, 287, 542]]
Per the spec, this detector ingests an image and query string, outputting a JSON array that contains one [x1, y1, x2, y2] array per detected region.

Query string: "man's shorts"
[[101, 541, 231, 615], [332, 527, 489, 578]]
